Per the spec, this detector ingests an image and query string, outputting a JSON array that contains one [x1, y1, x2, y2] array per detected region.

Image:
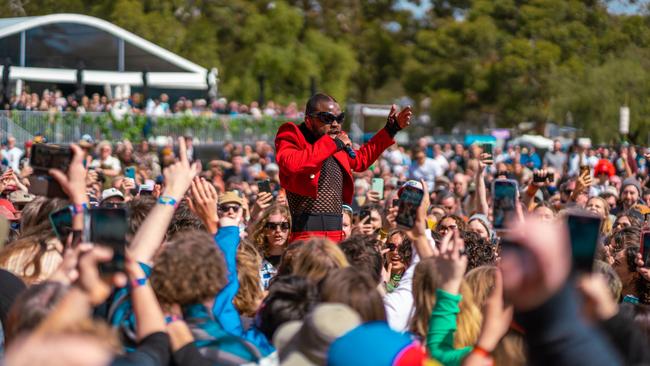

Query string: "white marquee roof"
[[0, 13, 215, 90]]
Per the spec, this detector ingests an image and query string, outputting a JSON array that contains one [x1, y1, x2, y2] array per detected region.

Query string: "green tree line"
[[4, 0, 650, 142]]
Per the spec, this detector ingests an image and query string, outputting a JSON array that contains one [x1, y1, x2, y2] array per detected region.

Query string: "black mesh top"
[[287, 156, 344, 215]]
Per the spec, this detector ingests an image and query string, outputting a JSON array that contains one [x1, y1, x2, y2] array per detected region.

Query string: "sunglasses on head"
[[310, 111, 345, 125], [219, 204, 241, 213], [265, 222, 290, 231]]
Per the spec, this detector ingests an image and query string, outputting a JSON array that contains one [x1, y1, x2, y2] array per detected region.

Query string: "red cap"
[[24, 140, 33, 149], [0, 199, 17, 213], [594, 159, 615, 177]]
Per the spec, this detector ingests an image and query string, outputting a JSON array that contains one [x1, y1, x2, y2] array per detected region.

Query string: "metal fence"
[[0, 110, 293, 145]]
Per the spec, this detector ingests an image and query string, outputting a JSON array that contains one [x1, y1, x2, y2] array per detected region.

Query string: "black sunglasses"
[[265, 222, 290, 231], [310, 111, 345, 125], [219, 204, 241, 213]]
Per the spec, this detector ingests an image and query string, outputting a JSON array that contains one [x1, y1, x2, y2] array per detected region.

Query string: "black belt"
[[291, 213, 342, 232]]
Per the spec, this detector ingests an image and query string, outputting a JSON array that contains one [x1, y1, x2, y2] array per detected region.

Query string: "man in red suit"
[[275, 93, 412, 242]]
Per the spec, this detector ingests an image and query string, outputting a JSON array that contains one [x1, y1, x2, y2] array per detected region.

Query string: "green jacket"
[[427, 289, 471, 366]]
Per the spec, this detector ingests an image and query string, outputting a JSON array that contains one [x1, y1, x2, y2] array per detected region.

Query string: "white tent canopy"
[[0, 13, 217, 91]]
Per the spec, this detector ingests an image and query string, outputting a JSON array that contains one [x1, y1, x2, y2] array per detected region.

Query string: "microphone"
[[345, 145, 356, 159]]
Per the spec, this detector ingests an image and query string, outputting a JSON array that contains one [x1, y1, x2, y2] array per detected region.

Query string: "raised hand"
[[388, 104, 412, 129], [499, 216, 571, 311], [162, 137, 201, 200], [50, 144, 88, 204], [250, 191, 273, 222], [434, 229, 468, 295], [187, 177, 219, 235], [76, 245, 127, 306]]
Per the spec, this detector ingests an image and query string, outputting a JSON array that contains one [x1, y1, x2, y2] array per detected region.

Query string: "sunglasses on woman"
[[219, 204, 241, 213], [310, 111, 345, 125], [265, 222, 290, 231]]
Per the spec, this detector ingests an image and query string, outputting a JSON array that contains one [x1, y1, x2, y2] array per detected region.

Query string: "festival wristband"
[[158, 195, 179, 209], [130, 277, 148, 289], [165, 315, 182, 324], [70, 202, 89, 215], [472, 345, 493, 358]]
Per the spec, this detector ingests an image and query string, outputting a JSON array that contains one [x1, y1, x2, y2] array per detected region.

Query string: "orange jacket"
[[275, 122, 395, 204]]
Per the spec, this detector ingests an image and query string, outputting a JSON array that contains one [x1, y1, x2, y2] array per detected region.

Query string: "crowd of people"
[[0, 93, 647, 366], [7, 88, 302, 120]]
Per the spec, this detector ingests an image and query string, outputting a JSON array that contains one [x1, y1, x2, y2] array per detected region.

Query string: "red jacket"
[[275, 122, 395, 204]]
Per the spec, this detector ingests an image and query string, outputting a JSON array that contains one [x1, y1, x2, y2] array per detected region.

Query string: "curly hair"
[[251, 204, 291, 257], [607, 226, 641, 254], [233, 239, 264, 317], [462, 230, 497, 271], [151, 230, 226, 306], [339, 235, 383, 284], [435, 214, 467, 234], [291, 238, 349, 283]]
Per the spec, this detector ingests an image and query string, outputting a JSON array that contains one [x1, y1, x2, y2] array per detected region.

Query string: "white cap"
[[101, 188, 124, 202], [139, 179, 155, 192]]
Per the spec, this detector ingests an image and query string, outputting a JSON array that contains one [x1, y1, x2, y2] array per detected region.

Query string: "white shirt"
[[91, 156, 121, 172], [384, 231, 436, 332], [3, 147, 23, 172], [409, 158, 437, 192]]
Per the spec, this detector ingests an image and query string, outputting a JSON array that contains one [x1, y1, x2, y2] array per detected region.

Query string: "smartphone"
[[257, 179, 272, 194], [125, 166, 136, 180], [579, 165, 590, 176], [49, 206, 73, 243], [359, 209, 371, 222], [567, 212, 602, 272], [492, 179, 518, 230], [90, 207, 129, 273], [641, 231, 650, 268], [29, 144, 72, 198], [371, 178, 385, 200], [30, 144, 73, 172], [392, 198, 399, 207], [396, 186, 424, 228], [482, 143, 493, 156], [533, 173, 546, 183]]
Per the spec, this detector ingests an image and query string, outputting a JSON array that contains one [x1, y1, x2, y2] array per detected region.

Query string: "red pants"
[[289, 230, 344, 243]]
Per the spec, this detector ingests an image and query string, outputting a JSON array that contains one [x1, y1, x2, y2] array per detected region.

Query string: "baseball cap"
[[139, 179, 155, 193], [8, 191, 35, 205], [101, 188, 125, 202], [220, 191, 244, 206], [327, 322, 427, 366], [397, 180, 424, 197], [274, 303, 362, 366]]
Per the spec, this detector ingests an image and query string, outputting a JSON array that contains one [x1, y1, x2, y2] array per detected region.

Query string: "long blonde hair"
[[233, 239, 264, 317], [588, 196, 612, 236], [251, 204, 291, 257], [465, 265, 527, 366], [409, 257, 481, 348]]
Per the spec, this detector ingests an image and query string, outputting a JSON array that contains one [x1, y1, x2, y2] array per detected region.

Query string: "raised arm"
[[474, 153, 490, 216], [129, 137, 200, 265]]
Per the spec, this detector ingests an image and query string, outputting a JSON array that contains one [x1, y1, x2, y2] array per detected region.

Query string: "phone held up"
[[90, 207, 129, 274], [396, 184, 424, 229], [491, 179, 518, 230], [28, 144, 72, 198], [567, 211, 601, 273]]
